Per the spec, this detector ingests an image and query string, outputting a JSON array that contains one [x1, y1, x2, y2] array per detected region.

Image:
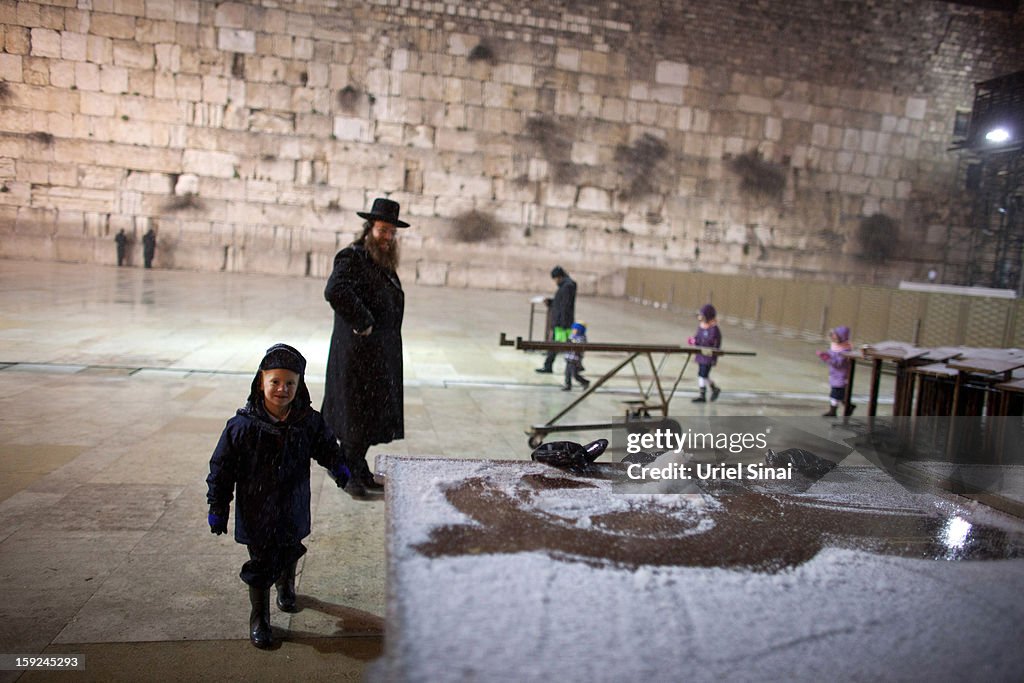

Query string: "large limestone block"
[[182, 149, 236, 178], [29, 28, 62, 58], [217, 28, 255, 54], [654, 60, 688, 87]]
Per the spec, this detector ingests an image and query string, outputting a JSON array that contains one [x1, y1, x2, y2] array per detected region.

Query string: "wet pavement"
[[2, 258, 1021, 681]]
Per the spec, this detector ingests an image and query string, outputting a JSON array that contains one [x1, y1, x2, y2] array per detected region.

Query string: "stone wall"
[[1, 0, 1022, 295]]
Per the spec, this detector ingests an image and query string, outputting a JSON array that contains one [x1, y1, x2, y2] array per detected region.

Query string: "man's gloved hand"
[[208, 506, 228, 535]]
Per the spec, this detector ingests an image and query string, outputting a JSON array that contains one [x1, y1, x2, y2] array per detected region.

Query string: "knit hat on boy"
[[699, 304, 717, 320], [260, 343, 306, 375], [249, 343, 311, 413]]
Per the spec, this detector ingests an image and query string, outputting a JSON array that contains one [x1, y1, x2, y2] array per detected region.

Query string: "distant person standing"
[[115, 229, 128, 267], [322, 198, 408, 497], [142, 227, 157, 269], [536, 266, 576, 374]]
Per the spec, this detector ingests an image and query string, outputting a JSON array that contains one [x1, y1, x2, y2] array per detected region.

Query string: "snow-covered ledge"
[[368, 456, 1024, 681]]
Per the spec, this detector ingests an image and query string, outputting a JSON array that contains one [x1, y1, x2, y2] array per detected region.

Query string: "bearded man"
[[322, 198, 408, 497]]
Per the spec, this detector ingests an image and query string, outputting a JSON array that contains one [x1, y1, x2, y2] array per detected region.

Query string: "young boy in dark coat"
[[207, 343, 350, 649]]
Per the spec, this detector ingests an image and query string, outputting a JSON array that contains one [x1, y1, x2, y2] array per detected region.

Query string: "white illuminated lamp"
[[984, 127, 1011, 143]]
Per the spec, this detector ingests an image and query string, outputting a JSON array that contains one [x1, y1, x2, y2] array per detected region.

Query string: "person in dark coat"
[[322, 198, 408, 497], [537, 265, 577, 373], [207, 343, 350, 649], [114, 229, 128, 266], [142, 227, 157, 268]]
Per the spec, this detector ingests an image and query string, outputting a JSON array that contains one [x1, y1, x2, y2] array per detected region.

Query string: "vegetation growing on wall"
[[163, 193, 204, 213], [468, 40, 498, 64], [337, 85, 363, 112], [858, 213, 899, 262], [614, 134, 669, 199], [727, 150, 786, 200], [524, 116, 576, 183], [27, 131, 54, 145], [451, 210, 502, 243]]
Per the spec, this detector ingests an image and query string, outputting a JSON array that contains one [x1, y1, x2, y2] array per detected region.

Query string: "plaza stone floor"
[[1, 258, 1020, 681]]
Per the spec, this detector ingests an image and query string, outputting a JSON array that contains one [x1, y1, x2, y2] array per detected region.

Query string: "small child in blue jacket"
[[563, 322, 590, 391], [207, 343, 350, 649]]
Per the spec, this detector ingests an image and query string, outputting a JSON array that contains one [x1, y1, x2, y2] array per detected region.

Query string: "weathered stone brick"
[[90, 13, 136, 39], [217, 27, 254, 53], [61, 32, 88, 61], [86, 35, 112, 63], [182, 149, 235, 178], [213, 2, 246, 28], [144, 0, 174, 21], [4, 25, 30, 54], [112, 40, 154, 68], [98, 64, 128, 93], [136, 19, 176, 43], [905, 97, 927, 120], [15, 2, 41, 28], [175, 0, 200, 24], [655, 60, 688, 87], [48, 60, 75, 88], [331, 116, 369, 142], [30, 27, 62, 57], [0, 1, 16, 25], [0, 52, 23, 81]]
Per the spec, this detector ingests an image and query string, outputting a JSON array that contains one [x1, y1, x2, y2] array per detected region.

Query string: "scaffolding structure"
[[948, 71, 1024, 295]]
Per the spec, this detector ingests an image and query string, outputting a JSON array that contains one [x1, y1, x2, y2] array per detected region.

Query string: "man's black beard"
[[366, 234, 400, 271]]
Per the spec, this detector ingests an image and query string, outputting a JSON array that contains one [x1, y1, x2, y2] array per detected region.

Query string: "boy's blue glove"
[[330, 462, 351, 489], [208, 506, 228, 535]]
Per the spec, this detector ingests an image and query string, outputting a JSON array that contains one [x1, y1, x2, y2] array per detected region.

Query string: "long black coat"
[[322, 244, 404, 446], [550, 276, 577, 329], [206, 386, 344, 546]]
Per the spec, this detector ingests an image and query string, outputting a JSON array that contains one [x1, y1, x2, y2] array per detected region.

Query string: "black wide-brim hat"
[[357, 197, 410, 228]]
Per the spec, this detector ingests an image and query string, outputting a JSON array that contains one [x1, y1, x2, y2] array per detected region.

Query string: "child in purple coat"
[[817, 325, 855, 416], [688, 304, 722, 402]]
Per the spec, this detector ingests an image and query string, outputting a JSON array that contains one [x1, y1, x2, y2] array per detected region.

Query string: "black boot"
[[822, 404, 838, 417], [844, 403, 857, 416], [348, 454, 384, 494], [710, 384, 721, 402], [362, 472, 384, 492], [275, 562, 298, 613], [344, 478, 368, 497], [692, 388, 707, 403], [248, 585, 273, 649]]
